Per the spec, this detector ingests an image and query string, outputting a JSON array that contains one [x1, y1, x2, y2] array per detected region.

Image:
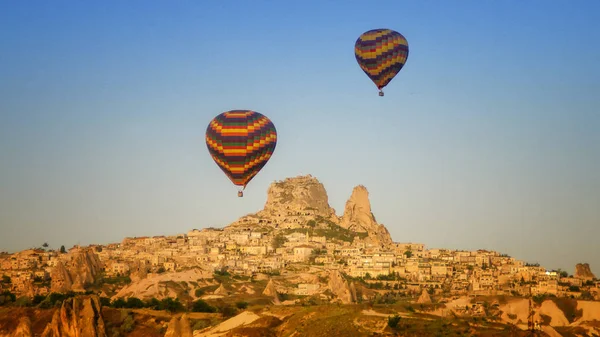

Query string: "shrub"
[[192, 320, 211, 331], [387, 314, 401, 329], [235, 301, 248, 310], [121, 315, 135, 333], [192, 299, 216, 313], [219, 305, 237, 318]]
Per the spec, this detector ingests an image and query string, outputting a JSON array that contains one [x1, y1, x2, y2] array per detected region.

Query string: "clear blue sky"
[[1, 1, 598, 274]]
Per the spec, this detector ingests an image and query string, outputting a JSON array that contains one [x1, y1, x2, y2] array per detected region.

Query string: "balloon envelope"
[[355, 29, 409, 93], [205, 110, 277, 191]]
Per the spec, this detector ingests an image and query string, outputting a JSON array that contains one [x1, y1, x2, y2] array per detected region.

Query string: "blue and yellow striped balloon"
[[355, 29, 409, 96]]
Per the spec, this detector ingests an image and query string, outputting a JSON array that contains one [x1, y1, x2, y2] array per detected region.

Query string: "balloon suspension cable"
[[379, 90, 384, 97]]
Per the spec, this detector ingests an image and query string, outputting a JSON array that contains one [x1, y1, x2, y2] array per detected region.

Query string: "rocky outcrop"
[[340, 185, 393, 247], [50, 261, 73, 293], [50, 248, 102, 293], [213, 283, 228, 296], [129, 260, 149, 283], [261, 175, 337, 219], [41, 295, 106, 337], [11, 316, 32, 337], [262, 279, 280, 304], [575, 263, 596, 280], [164, 314, 192, 337], [327, 270, 354, 304], [417, 289, 432, 304], [349, 282, 358, 303]]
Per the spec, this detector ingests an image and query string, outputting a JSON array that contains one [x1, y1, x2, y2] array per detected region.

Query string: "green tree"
[[387, 314, 401, 329], [272, 234, 287, 249], [235, 301, 248, 309], [219, 304, 237, 318], [126, 297, 145, 308], [121, 314, 135, 333], [160, 298, 185, 313], [404, 250, 413, 258], [192, 299, 216, 313], [60, 245, 67, 254], [1, 275, 11, 284]]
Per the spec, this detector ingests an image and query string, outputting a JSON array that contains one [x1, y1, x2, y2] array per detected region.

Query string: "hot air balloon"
[[355, 28, 409, 96], [205, 110, 277, 197]]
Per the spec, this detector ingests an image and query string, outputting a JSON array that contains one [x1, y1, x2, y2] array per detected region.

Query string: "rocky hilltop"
[[229, 175, 393, 247], [575, 263, 595, 281]]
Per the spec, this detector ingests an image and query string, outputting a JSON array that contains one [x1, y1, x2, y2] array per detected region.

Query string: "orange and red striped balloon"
[[206, 110, 277, 195]]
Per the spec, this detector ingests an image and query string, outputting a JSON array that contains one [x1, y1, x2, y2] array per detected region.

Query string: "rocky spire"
[[417, 289, 432, 304], [164, 314, 192, 337], [327, 270, 354, 304], [340, 185, 393, 246], [262, 278, 280, 304], [12, 316, 33, 337], [41, 295, 107, 337], [575, 263, 596, 280]]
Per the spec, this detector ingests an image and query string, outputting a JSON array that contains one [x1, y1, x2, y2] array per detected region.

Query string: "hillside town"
[[1, 175, 598, 303]]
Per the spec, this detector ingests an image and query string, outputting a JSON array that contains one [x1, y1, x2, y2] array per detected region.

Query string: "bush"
[[219, 305, 237, 318], [387, 314, 401, 329], [235, 301, 248, 309], [121, 314, 135, 333], [100, 297, 111, 307], [192, 320, 211, 331], [15, 296, 32, 307], [160, 298, 185, 313], [0, 291, 16, 306], [195, 288, 205, 297], [192, 299, 216, 313]]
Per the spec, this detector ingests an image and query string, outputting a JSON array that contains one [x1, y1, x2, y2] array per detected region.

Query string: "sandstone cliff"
[[575, 263, 596, 280], [51, 248, 102, 293], [41, 295, 106, 337]]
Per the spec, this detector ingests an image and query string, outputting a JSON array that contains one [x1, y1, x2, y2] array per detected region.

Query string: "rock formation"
[[50, 261, 73, 294], [262, 279, 277, 297], [260, 175, 337, 220], [349, 282, 358, 303], [327, 270, 354, 304], [262, 279, 280, 304], [228, 175, 393, 247], [575, 263, 596, 280], [417, 289, 432, 304], [129, 260, 149, 283], [164, 314, 192, 337], [213, 283, 228, 296], [41, 295, 106, 337], [11, 316, 32, 337], [340, 185, 393, 247], [50, 248, 102, 293]]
